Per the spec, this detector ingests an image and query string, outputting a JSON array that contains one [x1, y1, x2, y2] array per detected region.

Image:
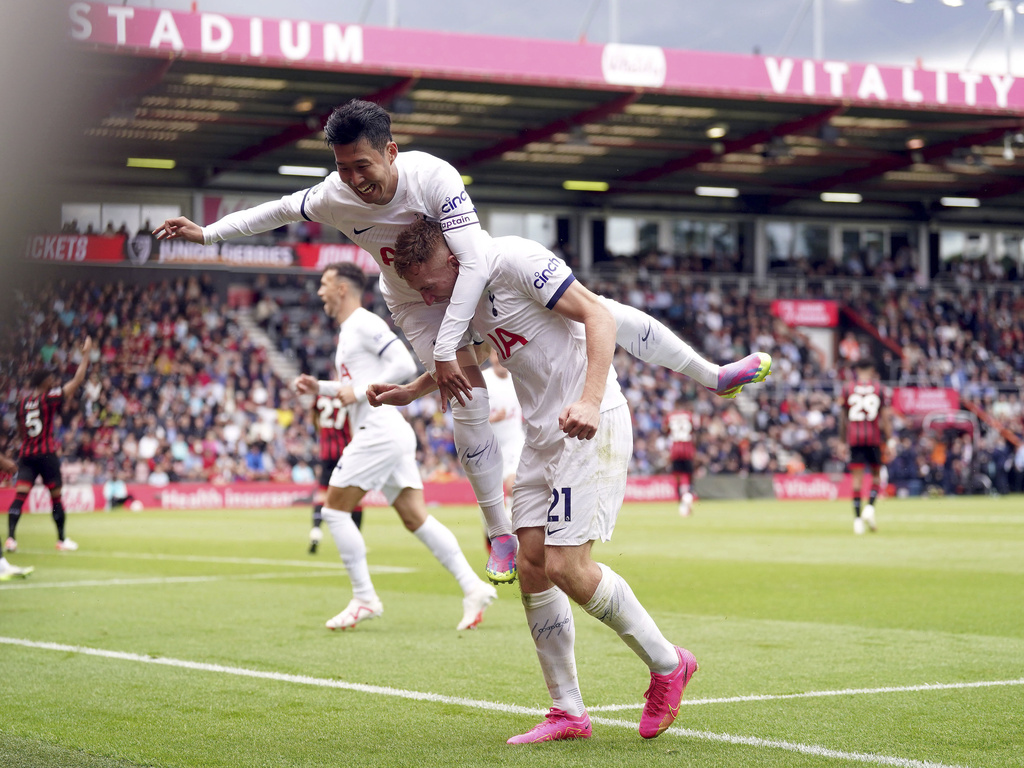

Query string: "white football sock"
[[603, 298, 720, 389], [413, 514, 481, 595], [582, 563, 678, 674], [322, 507, 375, 601], [451, 388, 512, 538], [522, 586, 586, 717]]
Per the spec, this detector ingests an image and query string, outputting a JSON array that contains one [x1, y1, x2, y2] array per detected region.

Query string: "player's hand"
[[292, 374, 318, 396], [367, 382, 415, 407], [81, 336, 93, 354], [338, 385, 357, 406], [153, 216, 204, 243], [434, 359, 472, 412], [558, 400, 600, 441]]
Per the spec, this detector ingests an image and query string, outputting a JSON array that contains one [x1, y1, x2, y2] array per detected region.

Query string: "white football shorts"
[[390, 300, 479, 376], [328, 420, 423, 504], [501, 435, 524, 479], [511, 404, 632, 547]]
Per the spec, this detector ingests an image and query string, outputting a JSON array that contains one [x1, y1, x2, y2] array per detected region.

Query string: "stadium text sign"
[[69, 3, 1024, 113], [25, 233, 378, 274]]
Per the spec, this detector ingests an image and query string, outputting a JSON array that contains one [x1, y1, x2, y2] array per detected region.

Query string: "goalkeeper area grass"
[[2, 496, 1022, 768]]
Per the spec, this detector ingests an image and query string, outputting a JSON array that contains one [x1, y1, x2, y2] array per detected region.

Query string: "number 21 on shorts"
[[547, 487, 572, 524]]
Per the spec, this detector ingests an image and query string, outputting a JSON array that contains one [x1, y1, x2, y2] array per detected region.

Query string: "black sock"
[[868, 488, 878, 506], [312, 504, 323, 528], [853, 496, 862, 518], [8, 499, 24, 538], [52, 499, 66, 541]]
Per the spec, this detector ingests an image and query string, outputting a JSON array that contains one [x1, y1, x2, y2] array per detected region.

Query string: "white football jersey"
[[482, 365, 525, 450], [334, 307, 416, 434], [472, 236, 625, 449], [202, 150, 491, 360]]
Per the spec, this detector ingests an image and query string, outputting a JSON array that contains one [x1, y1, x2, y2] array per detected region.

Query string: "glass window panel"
[[707, 220, 736, 256], [765, 221, 794, 262], [61, 203, 101, 234], [139, 205, 181, 234], [100, 204, 140, 235], [963, 232, 989, 260], [939, 230, 966, 261], [638, 220, 660, 254], [606, 216, 638, 256]]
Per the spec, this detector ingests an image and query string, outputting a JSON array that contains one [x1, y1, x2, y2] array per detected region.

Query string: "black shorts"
[[319, 456, 341, 489], [18, 453, 62, 488], [848, 445, 882, 469], [671, 458, 694, 476]]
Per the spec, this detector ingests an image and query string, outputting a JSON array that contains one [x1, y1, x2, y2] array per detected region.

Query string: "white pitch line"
[[20, 550, 368, 569], [0, 636, 973, 768], [588, 677, 1024, 712], [892, 515, 1024, 525], [12, 549, 415, 574], [0, 571, 329, 590]]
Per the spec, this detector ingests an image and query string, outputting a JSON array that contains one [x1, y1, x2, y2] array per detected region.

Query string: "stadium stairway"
[[839, 305, 902, 356], [234, 308, 302, 384], [840, 303, 1020, 450]]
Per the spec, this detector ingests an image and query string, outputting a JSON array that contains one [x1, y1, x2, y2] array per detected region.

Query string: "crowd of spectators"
[[1, 277, 319, 489], [3, 263, 1023, 498]]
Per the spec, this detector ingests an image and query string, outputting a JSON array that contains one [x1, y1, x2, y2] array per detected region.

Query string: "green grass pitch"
[[2, 497, 1022, 767]]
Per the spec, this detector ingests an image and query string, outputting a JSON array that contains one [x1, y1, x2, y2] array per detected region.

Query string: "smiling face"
[[332, 137, 399, 205], [317, 270, 346, 320], [401, 244, 459, 306]]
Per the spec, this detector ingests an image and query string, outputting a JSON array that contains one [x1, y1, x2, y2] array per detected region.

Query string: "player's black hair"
[[324, 99, 393, 154], [324, 261, 368, 292], [29, 369, 54, 388]]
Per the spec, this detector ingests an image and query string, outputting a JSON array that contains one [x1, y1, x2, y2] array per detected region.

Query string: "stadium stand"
[[0, 277, 315, 488], [2, 261, 1022, 499]]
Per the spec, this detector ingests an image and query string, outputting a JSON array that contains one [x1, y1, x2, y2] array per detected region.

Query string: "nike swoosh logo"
[[465, 448, 486, 460], [546, 527, 565, 536], [641, 324, 652, 342], [353, 226, 374, 235]]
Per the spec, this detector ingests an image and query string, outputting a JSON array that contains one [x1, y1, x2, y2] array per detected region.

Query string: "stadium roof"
[[67, 4, 1024, 225]]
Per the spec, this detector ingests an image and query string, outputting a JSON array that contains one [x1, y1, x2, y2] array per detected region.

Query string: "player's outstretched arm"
[[367, 372, 438, 408], [63, 336, 92, 399], [153, 216, 204, 243]]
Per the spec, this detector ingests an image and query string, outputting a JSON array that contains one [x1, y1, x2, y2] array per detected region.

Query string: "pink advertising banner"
[[771, 299, 840, 328], [0, 476, 682, 513], [772, 473, 856, 501], [891, 387, 961, 416], [0, 473, 894, 511], [69, 3, 1024, 113]]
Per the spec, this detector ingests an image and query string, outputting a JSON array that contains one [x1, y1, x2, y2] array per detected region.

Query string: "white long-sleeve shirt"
[[333, 307, 418, 432], [202, 150, 492, 362]]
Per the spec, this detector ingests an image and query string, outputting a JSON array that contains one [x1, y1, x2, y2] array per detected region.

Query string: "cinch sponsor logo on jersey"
[[533, 256, 564, 289], [440, 190, 469, 214]]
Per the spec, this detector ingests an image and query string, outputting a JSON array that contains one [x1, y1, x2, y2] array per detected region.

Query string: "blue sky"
[[124, 0, 1023, 74]]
